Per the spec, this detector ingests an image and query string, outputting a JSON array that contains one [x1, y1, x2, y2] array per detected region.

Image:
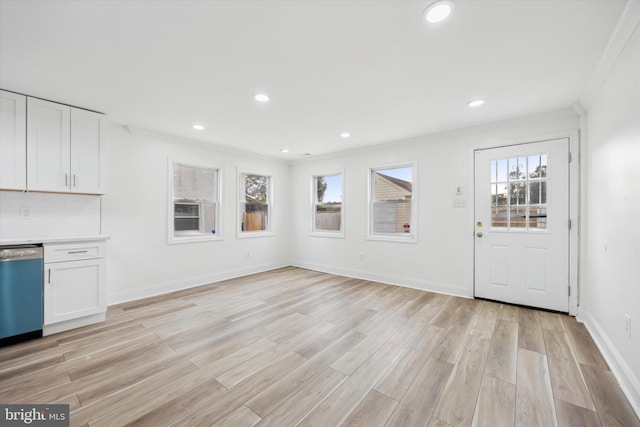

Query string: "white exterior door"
[[474, 139, 570, 312]]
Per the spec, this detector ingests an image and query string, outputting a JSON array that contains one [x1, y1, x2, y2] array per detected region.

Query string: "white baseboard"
[[578, 307, 640, 418], [106, 262, 288, 306], [291, 260, 472, 299]]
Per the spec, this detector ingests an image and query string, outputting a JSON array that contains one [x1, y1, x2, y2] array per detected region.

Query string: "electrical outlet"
[[20, 207, 32, 219], [359, 252, 364, 261], [624, 314, 631, 339]]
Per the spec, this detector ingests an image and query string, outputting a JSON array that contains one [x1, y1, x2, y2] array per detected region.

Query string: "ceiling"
[[0, 0, 627, 159]]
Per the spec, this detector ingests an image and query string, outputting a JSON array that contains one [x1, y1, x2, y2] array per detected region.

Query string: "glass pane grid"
[[313, 174, 343, 233], [172, 162, 219, 239], [241, 174, 271, 233], [490, 154, 548, 231], [370, 166, 414, 236]]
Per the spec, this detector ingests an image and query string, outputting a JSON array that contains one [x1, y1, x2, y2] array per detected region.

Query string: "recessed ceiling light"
[[280, 148, 289, 153], [424, 0, 454, 23], [340, 132, 351, 138], [254, 93, 270, 103], [192, 124, 205, 130], [467, 99, 485, 108]]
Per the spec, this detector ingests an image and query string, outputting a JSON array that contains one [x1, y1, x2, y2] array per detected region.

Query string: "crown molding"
[[580, 0, 640, 109], [123, 125, 289, 165]]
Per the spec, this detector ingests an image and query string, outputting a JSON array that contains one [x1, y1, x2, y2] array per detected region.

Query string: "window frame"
[[168, 159, 222, 244], [367, 161, 418, 243], [237, 170, 274, 238], [310, 171, 345, 238]]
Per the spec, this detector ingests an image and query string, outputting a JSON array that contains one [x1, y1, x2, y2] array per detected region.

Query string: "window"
[[312, 173, 343, 236], [170, 161, 220, 243], [239, 173, 272, 236], [369, 164, 416, 241], [491, 154, 548, 231]]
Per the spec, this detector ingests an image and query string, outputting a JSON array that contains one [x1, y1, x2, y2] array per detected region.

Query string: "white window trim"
[[310, 170, 345, 238], [367, 161, 418, 243], [168, 159, 223, 244], [237, 169, 274, 239]]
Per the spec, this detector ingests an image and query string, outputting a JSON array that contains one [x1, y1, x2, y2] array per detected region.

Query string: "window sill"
[[237, 231, 274, 239], [310, 231, 344, 239], [366, 234, 418, 243], [169, 234, 223, 244]]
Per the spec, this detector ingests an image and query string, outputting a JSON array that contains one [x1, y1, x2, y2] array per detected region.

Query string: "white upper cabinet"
[[0, 90, 27, 190], [27, 97, 105, 194], [71, 108, 106, 194], [27, 98, 71, 192]]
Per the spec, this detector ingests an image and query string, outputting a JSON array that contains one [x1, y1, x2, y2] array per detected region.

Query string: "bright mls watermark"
[[1, 405, 69, 426]]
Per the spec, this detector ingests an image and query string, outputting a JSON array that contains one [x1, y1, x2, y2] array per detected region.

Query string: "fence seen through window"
[[240, 173, 271, 233], [313, 174, 343, 233]]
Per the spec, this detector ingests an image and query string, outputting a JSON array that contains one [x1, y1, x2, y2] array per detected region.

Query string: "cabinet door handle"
[[65, 173, 68, 187], [67, 250, 88, 254], [73, 174, 77, 188], [48, 269, 52, 284]]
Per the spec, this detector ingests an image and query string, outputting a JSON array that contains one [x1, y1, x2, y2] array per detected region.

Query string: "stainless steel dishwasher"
[[0, 245, 44, 346]]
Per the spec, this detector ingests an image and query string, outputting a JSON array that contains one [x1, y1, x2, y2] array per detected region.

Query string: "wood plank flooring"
[[1, 267, 638, 427]]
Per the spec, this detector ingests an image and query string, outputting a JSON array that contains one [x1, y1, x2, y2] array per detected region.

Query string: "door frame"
[[472, 131, 580, 315]]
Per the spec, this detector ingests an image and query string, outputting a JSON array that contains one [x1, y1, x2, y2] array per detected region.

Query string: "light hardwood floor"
[[1, 267, 638, 427]]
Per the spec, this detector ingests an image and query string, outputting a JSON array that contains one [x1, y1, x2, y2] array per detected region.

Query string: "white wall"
[[0, 191, 101, 240], [582, 23, 640, 411], [289, 109, 578, 297], [101, 124, 290, 304]]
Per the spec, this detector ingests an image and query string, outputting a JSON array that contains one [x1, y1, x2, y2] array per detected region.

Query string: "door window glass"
[[490, 154, 547, 230]]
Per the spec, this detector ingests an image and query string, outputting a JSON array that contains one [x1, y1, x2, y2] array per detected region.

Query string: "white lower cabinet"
[[44, 241, 106, 334]]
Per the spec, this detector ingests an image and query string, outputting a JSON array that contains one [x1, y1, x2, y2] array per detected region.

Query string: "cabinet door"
[[44, 258, 106, 325], [71, 108, 106, 194], [27, 98, 71, 192], [0, 90, 27, 190]]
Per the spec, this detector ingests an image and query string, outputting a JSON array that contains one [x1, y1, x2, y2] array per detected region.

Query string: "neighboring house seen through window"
[[239, 173, 271, 235], [171, 161, 220, 242], [369, 164, 416, 240], [312, 173, 343, 235]]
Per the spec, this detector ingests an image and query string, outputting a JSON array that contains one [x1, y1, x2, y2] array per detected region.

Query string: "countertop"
[[0, 235, 110, 246]]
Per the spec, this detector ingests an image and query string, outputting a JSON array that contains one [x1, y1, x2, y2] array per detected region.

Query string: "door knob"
[[476, 232, 483, 237]]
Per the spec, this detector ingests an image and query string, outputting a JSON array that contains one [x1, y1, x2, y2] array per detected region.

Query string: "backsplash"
[[0, 191, 101, 241]]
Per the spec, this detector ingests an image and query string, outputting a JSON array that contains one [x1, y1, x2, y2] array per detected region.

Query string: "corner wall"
[[289, 110, 578, 297], [581, 22, 640, 414], [102, 125, 291, 304]]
